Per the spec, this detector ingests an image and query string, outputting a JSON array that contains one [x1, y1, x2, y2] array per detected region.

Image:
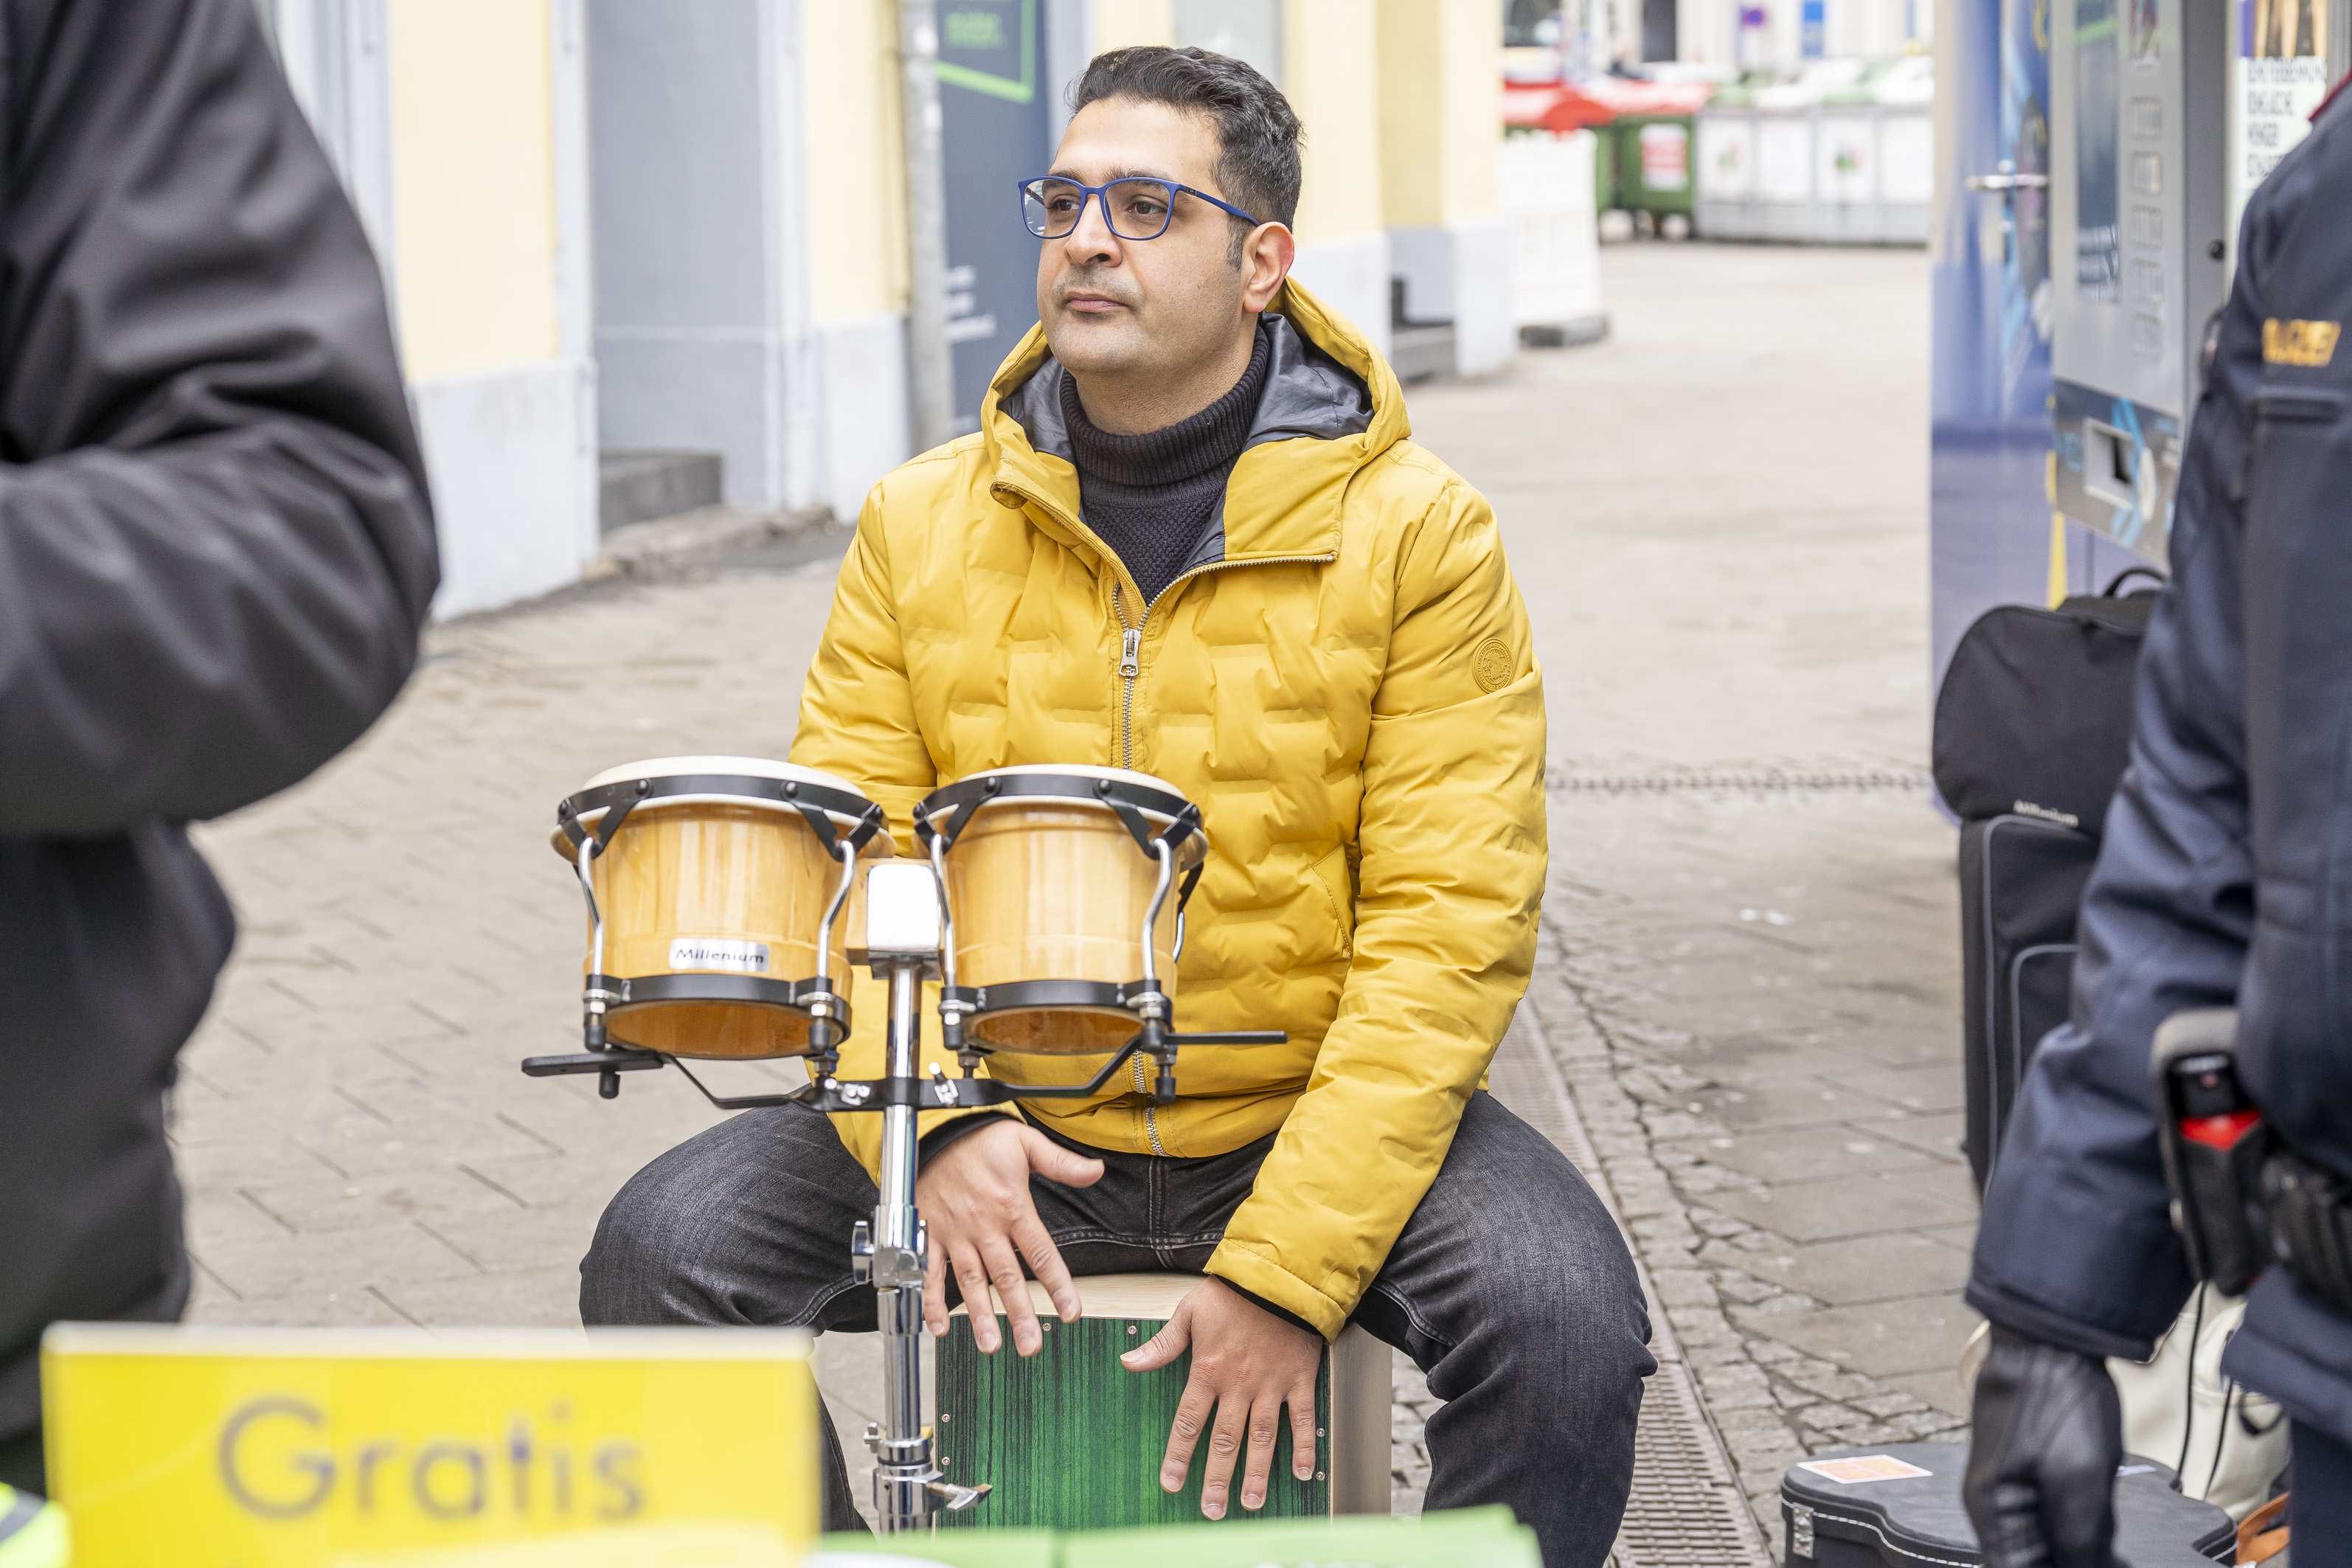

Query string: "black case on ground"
[[1779, 1443, 2234, 1567], [1958, 814, 2101, 1190]]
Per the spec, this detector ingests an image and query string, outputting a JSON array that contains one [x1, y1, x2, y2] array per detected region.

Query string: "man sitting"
[[582, 46, 1652, 1567]]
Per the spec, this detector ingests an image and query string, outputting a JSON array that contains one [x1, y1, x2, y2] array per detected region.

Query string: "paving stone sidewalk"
[[1528, 788, 1974, 1547], [1405, 240, 1970, 1553]]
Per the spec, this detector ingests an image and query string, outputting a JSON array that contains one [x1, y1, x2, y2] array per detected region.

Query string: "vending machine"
[[2046, 0, 2230, 567], [1929, 0, 2348, 686]]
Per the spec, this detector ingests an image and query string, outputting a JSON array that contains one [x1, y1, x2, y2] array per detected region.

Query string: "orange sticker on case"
[[1798, 1454, 1936, 1484]]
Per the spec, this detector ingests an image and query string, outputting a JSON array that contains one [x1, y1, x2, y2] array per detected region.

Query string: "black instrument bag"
[[1932, 575, 2159, 1190], [1957, 814, 2099, 1189]]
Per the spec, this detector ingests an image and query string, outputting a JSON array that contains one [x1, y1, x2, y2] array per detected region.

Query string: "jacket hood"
[[977, 279, 1410, 583]]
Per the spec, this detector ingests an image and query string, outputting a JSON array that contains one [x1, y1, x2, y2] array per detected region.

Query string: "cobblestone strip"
[[1522, 915, 1967, 1546], [1389, 1359, 1440, 1517]]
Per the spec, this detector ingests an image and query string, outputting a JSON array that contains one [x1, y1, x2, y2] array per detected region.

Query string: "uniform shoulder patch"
[[1473, 636, 1515, 693], [2263, 319, 2341, 367]]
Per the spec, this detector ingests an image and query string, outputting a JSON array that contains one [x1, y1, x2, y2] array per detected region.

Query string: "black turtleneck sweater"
[[1061, 321, 1273, 606]]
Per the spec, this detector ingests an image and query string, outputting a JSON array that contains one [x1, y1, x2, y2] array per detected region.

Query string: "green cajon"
[[934, 1274, 1390, 1532]]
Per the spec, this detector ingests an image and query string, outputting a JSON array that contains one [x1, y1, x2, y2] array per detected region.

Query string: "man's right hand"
[[1963, 1325, 2124, 1568], [913, 1119, 1104, 1355]]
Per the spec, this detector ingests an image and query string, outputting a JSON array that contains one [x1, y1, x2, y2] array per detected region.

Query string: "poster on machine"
[[2233, 0, 2334, 235], [2075, 0, 2123, 302]]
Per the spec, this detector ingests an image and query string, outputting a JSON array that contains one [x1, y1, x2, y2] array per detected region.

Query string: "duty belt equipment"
[[2154, 1008, 2352, 1319]]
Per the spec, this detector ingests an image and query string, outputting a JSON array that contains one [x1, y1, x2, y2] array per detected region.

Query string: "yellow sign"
[[42, 1325, 816, 1568], [2263, 317, 2342, 367]]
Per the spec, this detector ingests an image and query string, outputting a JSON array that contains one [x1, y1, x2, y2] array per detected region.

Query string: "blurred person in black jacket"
[[0, 0, 437, 1491]]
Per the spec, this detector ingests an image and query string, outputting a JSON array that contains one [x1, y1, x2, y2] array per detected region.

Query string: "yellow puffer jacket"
[[789, 280, 1546, 1338]]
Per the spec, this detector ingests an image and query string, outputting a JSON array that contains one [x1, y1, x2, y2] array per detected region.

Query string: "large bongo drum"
[[917, 766, 1207, 1055], [552, 756, 887, 1059]]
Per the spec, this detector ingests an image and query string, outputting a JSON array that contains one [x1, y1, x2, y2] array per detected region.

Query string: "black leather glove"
[[1963, 1325, 2124, 1568]]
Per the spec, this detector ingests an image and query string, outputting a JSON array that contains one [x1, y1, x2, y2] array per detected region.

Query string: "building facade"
[[263, 1, 1510, 617]]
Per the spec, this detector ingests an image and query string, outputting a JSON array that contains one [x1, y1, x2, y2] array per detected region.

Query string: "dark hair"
[[1067, 46, 1303, 236]]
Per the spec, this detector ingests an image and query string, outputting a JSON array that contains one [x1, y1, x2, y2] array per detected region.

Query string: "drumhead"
[[926, 763, 1194, 828], [569, 756, 875, 827]]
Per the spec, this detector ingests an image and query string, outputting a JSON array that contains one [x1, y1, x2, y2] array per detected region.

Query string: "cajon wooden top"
[[949, 1272, 1200, 1322]]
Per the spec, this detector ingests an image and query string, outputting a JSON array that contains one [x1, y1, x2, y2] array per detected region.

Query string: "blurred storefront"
[[263, 1, 1517, 617], [1696, 53, 1934, 242], [1509, 0, 1934, 72], [1680, 0, 1934, 66], [265, 0, 596, 617]]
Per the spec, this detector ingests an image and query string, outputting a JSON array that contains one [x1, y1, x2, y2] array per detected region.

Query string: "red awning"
[[1574, 78, 1718, 116], [1501, 83, 1617, 133]]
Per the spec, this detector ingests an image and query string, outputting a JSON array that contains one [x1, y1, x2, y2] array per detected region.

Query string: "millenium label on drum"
[[668, 937, 772, 974]]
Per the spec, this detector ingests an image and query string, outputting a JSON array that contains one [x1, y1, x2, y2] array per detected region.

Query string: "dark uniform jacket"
[[1968, 90, 2352, 1440], [0, 0, 436, 1454]]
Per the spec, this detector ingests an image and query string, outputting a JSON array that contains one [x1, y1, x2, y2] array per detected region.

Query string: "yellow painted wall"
[[386, 1, 560, 381], [1095, 0, 1175, 49], [803, 1, 909, 323], [1376, 0, 1500, 226], [1283, 0, 1383, 242]]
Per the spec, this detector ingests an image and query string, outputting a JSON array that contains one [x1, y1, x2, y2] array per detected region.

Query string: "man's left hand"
[[1120, 1276, 1323, 1519]]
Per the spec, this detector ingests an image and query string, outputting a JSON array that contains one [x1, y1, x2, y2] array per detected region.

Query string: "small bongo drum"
[[552, 756, 887, 1058], [916, 766, 1206, 1054]]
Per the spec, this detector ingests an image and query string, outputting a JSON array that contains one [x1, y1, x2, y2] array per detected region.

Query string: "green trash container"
[[1591, 120, 1620, 215], [1609, 112, 1696, 226]]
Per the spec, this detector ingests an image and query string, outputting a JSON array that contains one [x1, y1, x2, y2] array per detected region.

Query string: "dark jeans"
[[580, 1090, 1654, 1568]]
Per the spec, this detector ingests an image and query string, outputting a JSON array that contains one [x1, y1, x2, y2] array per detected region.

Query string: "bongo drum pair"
[[550, 758, 1204, 1062], [527, 757, 1277, 1534]]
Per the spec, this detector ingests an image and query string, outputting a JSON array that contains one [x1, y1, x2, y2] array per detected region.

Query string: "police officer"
[[1962, 80, 2352, 1564]]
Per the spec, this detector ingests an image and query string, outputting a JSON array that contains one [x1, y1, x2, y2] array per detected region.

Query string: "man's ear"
[[1241, 222, 1295, 313]]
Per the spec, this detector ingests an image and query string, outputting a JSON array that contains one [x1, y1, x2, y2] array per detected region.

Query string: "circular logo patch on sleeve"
[[1472, 635, 1515, 693]]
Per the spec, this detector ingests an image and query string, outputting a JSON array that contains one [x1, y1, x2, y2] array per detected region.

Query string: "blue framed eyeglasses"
[[1019, 176, 1261, 240]]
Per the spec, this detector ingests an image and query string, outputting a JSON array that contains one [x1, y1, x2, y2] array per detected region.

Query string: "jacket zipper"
[[1109, 550, 1336, 1156], [1111, 552, 1337, 767], [1115, 600, 1142, 771], [1111, 589, 1164, 1146]]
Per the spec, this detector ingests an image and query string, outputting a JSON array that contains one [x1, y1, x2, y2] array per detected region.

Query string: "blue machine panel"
[[2053, 378, 2181, 558], [1929, 0, 2056, 690]]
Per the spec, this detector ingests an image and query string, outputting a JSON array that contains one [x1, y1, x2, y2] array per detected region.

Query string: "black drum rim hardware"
[[939, 979, 1226, 1041], [556, 771, 889, 861], [943, 978, 1162, 1016], [585, 970, 860, 1025], [913, 769, 1204, 888]]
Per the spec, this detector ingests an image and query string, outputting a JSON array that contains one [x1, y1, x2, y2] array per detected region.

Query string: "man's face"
[[1035, 97, 1252, 381]]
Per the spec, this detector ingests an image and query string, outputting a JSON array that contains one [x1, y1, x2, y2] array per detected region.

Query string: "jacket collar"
[[980, 279, 1407, 576]]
